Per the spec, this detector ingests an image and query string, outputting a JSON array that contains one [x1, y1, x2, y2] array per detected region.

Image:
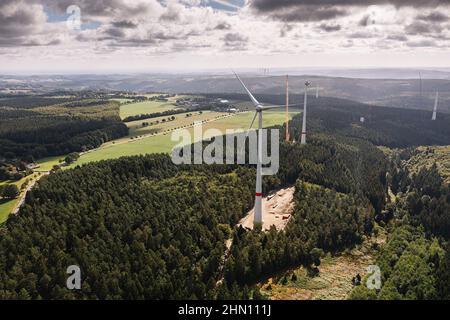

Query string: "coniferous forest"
[[2, 0, 450, 304], [0, 96, 450, 300], [0, 98, 128, 159]]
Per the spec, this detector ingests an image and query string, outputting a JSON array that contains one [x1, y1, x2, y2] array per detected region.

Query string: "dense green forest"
[[0, 156, 256, 299], [0, 126, 388, 299], [0, 99, 128, 160], [0, 92, 449, 299], [224, 181, 374, 285], [350, 156, 450, 299]]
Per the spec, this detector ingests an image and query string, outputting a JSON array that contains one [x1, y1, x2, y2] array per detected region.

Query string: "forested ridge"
[[224, 181, 375, 286], [0, 156, 256, 299], [0, 99, 128, 160], [350, 153, 450, 300], [0, 94, 450, 299], [209, 93, 450, 148], [0, 126, 388, 299]]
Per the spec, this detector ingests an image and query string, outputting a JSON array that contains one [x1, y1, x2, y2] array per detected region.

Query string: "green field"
[[0, 177, 22, 223], [127, 111, 225, 136], [36, 156, 65, 171], [69, 110, 299, 168], [0, 200, 16, 224], [0, 156, 62, 223], [111, 98, 134, 104], [120, 100, 178, 119]]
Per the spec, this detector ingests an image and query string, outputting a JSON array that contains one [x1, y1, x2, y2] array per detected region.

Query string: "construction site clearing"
[[238, 187, 295, 231]]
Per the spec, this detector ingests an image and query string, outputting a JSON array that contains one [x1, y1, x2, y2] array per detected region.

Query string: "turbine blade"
[[261, 105, 283, 110], [262, 103, 301, 109], [232, 70, 260, 107], [239, 111, 258, 156], [248, 111, 258, 130]]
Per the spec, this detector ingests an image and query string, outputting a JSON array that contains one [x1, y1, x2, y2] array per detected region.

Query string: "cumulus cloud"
[[249, 0, 450, 22], [318, 23, 342, 32], [417, 11, 449, 23], [0, 0, 65, 46], [386, 34, 408, 41], [112, 20, 138, 29], [1, 0, 450, 67], [406, 39, 438, 47], [358, 14, 376, 26], [214, 21, 232, 30], [405, 21, 443, 35], [348, 31, 379, 39]]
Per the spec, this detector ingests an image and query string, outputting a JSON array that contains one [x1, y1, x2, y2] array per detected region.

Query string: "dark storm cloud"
[[0, 1, 42, 38], [223, 32, 248, 49], [318, 23, 342, 32], [159, 8, 181, 22], [405, 21, 443, 35], [108, 38, 157, 47], [112, 20, 138, 29], [0, 0, 54, 46], [280, 24, 294, 37], [417, 12, 449, 23], [99, 27, 186, 47], [223, 32, 248, 43], [104, 28, 126, 38], [249, 0, 450, 22], [406, 39, 438, 47], [386, 34, 408, 41], [268, 6, 347, 22], [43, 0, 153, 18], [358, 14, 376, 27], [348, 31, 378, 39], [214, 22, 232, 30]]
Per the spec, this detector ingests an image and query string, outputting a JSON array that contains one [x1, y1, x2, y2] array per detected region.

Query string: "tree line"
[[0, 100, 128, 160]]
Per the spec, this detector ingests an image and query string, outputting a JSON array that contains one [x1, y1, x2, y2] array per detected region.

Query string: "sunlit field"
[[68, 110, 300, 168]]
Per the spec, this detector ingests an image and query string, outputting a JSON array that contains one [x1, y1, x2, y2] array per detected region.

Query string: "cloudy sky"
[[1, 0, 450, 73]]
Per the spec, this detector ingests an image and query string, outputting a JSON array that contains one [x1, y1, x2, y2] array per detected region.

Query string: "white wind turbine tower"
[[432, 91, 439, 121], [315, 85, 319, 99], [301, 81, 311, 145], [233, 71, 284, 228]]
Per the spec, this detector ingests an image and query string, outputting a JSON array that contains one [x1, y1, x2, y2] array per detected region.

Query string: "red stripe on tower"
[[255, 192, 262, 197]]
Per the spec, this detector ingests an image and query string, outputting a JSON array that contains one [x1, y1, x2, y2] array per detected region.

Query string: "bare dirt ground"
[[259, 230, 386, 300], [238, 187, 295, 231]]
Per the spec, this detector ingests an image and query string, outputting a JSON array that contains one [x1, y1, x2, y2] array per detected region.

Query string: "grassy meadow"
[[69, 110, 299, 168]]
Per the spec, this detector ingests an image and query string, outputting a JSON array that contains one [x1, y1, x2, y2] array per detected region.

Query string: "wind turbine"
[[315, 85, 319, 99], [285, 75, 290, 141], [432, 91, 439, 121], [300, 81, 311, 145], [233, 71, 284, 229]]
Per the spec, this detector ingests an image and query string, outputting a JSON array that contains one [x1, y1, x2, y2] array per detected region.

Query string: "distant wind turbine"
[[315, 85, 319, 99], [432, 91, 439, 121], [300, 81, 311, 145], [233, 71, 284, 228], [285, 75, 290, 141], [419, 72, 423, 106]]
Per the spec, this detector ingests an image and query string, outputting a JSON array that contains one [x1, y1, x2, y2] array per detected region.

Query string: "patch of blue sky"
[[208, 0, 245, 12], [44, 5, 100, 30]]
